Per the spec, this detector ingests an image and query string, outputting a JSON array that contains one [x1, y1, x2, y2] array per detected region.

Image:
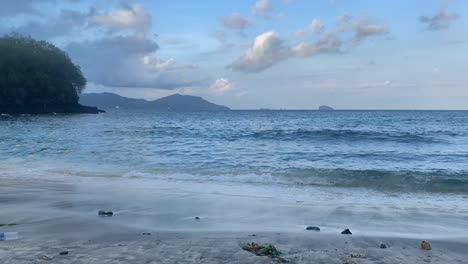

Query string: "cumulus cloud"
[[252, 0, 273, 19], [351, 17, 388, 42], [66, 35, 200, 89], [210, 78, 234, 95], [293, 32, 342, 57], [220, 13, 251, 30], [227, 31, 292, 72], [228, 12, 389, 73], [6, 8, 94, 40], [420, 2, 459, 31], [295, 19, 325, 37], [91, 4, 151, 33]]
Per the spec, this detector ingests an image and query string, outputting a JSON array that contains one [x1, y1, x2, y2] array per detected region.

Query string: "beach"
[[1, 175, 467, 264], [2, 111, 468, 263]]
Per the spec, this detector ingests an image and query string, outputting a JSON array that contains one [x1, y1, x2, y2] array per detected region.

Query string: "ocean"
[[1, 110, 468, 194], [1, 110, 468, 238]]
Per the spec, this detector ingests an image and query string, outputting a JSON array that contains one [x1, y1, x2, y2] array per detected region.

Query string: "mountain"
[[79, 93, 230, 111], [318, 105, 334, 111]]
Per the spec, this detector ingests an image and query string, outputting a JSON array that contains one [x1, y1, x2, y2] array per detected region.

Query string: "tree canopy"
[[0, 33, 86, 107]]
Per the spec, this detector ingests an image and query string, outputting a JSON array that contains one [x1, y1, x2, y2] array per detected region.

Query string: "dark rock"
[[318, 105, 334, 111], [341, 229, 352, 235], [59, 251, 68, 255], [248, 234, 257, 237], [194, 216, 200, 220], [380, 243, 387, 248], [142, 233, 152, 235], [305, 226, 320, 231], [98, 210, 113, 216]]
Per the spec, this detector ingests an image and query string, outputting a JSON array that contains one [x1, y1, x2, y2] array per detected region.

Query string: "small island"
[[318, 105, 334, 111], [0, 34, 103, 114]]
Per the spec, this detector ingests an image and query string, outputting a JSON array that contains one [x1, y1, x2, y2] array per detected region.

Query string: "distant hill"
[[318, 105, 334, 111], [79, 93, 230, 111]]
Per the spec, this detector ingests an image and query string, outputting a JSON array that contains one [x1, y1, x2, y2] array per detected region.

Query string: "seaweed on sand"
[[242, 243, 288, 262]]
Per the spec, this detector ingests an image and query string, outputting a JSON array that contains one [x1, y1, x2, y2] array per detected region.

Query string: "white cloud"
[[351, 17, 388, 42], [293, 32, 342, 57], [420, 2, 459, 31], [210, 78, 234, 95], [220, 13, 251, 30], [91, 4, 151, 33], [295, 19, 325, 37], [252, 0, 273, 19], [227, 31, 292, 72], [67, 35, 200, 90]]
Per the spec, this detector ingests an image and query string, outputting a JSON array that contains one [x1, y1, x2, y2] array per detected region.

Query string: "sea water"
[[1, 110, 467, 238]]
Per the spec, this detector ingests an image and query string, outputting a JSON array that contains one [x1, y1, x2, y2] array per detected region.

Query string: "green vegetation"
[[0, 33, 86, 107]]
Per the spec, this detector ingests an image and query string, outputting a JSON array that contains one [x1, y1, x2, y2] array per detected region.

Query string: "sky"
[[1, 0, 467, 109]]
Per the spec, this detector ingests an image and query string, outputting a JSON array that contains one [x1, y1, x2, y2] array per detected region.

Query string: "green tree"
[[0, 33, 86, 107]]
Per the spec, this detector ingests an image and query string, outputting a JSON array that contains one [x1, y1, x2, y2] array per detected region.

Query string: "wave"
[[235, 129, 448, 143], [122, 168, 468, 194]]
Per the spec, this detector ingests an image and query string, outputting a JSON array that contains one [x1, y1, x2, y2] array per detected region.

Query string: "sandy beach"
[[1, 175, 467, 264]]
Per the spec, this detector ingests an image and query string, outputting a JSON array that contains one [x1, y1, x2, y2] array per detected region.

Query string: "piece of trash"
[[0, 232, 18, 241], [59, 251, 69, 255], [242, 242, 288, 262], [421, 241, 431, 250], [0, 224, 17, 227], [142, 233, 152, 235], [305, 226, 320, 231], [98, 210, 113, 216], [341, 229, 352, 235], [194, 216, 200, 220]]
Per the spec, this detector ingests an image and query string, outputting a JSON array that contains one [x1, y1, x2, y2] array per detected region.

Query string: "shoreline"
[[1, 176, 468, 263], [0, 104, 105, 115]]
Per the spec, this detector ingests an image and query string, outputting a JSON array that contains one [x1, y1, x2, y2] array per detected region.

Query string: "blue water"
[[1, 110, 468, 194]]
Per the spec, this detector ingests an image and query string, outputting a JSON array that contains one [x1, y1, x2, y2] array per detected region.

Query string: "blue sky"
[[1, 0, 467, 109]]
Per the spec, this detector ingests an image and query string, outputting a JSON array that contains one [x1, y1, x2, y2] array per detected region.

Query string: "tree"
[[0, 33, 86, 107]]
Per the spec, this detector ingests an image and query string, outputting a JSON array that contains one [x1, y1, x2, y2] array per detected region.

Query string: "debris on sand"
[[194, 216, 201, 220], [349, 253, 366, 258], [242, 243, 288, 262], [98, 210, 113, 216], [0, 224, 17, 227], [142, 233, 152, 235], [341, 229, 352, 235], [421, 241, 432, 250], [305, 226, 320, 231], [59, 251, 69, 255], [380, 243, 387, 248]]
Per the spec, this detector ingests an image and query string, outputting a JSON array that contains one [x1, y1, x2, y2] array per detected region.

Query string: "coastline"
[[0, 104, 105, 115], [1, 176, 467, 263]]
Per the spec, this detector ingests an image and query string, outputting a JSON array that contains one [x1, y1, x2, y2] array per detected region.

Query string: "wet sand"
[[1, 177, 467, 263]]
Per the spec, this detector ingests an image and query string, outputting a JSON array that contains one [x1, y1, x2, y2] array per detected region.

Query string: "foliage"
[[0, 33, 86, 107]]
